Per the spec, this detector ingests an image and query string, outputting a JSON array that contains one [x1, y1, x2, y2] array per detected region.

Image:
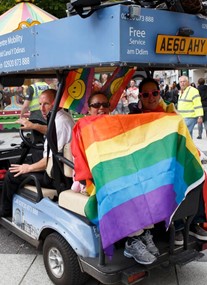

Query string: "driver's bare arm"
[[16, 118, 47, 135], [20, 99, 30, 118], [9, 157, 47, 177]]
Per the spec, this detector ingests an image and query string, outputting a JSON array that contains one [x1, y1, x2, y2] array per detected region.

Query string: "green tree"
[[0, 0, 15, 15], [35, 0, 68, 18]]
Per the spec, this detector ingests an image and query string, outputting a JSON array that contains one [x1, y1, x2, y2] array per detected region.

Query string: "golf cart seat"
[[22, 184, 58, 200], [19, 143, 73, 201], [58, 190, 89, 216]]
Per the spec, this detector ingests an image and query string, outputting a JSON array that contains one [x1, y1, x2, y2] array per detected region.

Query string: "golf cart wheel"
[[43, 232, 89, 285]]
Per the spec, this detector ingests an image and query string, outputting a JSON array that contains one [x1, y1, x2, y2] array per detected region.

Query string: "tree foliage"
[[35, 0, 69, 18], [0, 0, 69, 18]]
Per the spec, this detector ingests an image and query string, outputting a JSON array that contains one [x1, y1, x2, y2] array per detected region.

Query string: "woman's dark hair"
[[99, 73, 110, 83], [139, 77, 160, 93], [198, 78, 205, 85], [87, 92, 108, 106]]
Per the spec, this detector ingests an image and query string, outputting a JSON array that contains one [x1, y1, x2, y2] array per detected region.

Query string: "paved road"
[[0, 128, 207, 284], [0, 225, 207, 285]]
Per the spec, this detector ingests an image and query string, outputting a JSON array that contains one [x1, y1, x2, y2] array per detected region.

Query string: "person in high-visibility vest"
[[20, 79, 49, 123], [197, 78, 207, 139], [177, 75, 203, 138]]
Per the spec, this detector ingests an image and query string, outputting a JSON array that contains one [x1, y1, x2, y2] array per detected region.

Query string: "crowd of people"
[[0, 73, 207, 267], [109, 75, 207, 141], [2, 73, 207, 142]]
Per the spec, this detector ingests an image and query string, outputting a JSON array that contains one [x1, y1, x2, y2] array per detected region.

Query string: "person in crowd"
[[126, 79, 139, 113], [92, 78, 102, 93], [20, 79, 49, 123], [191, 82, 197, 88], [113, 89, 129, 114], [0, 89, 75, 217], [159, 83, 165, 99], [99, 73, 109, 86], [162, 84, 171, 101], [197, 78, 207, 139], [169, 81, 179, 104], [177, 75, 203, 138], [176, 81, 180, 91]]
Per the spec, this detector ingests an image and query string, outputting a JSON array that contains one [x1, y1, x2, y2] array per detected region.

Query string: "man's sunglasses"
[[139, 90, 160, 98], [89, 102, 110, 109]]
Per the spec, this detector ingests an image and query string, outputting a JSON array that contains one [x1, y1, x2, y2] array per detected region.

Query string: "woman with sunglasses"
[[88, 93, 110, 115], [71, 93, 110, 193], [124, 77, 179, 265], [130, 77, 177, 114], [125, 77, 207, 264]]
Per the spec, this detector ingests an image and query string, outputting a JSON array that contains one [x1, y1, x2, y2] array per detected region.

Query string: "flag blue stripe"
[[96, 158, 187, 220]]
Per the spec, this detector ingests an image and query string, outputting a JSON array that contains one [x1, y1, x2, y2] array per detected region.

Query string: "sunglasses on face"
[[139, 90, 160, 98], [89, 102, 110, 109]]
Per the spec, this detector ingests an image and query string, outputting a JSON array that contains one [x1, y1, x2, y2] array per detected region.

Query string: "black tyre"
[[43, 232, 89, 285]]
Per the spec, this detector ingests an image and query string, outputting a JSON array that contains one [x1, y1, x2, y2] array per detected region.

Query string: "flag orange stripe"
[[79, 113, 175, 150]]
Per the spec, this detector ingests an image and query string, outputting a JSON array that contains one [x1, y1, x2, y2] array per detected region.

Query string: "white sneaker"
[[124, 237, 157, 265]]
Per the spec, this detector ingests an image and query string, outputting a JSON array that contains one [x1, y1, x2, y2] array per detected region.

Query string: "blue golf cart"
[[0, 1, 207, 284]]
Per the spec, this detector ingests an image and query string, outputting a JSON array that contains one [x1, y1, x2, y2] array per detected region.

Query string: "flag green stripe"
[[91, 133, 202, 191], [84, 194, 98, 221]]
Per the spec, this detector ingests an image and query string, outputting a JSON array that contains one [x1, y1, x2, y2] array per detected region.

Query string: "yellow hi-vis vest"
[[29, 82, 49, 112], [177, 86, 203, 118]]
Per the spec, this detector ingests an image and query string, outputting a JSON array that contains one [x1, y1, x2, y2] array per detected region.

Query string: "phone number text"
[[3, 57, 30, 68]]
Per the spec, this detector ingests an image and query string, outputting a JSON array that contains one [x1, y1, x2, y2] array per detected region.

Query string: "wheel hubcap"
[[48, 247, 64, 278]]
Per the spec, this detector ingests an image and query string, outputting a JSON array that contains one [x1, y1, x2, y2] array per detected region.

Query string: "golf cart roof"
[[0, 3, 206, 81]]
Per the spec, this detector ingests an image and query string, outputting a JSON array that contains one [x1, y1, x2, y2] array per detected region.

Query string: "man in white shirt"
[[126, 79, 139, 113], [0, 89, 75, 217]]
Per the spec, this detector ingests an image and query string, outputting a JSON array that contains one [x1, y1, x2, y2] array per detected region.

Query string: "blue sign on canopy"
[[0, 4, 206, 75]]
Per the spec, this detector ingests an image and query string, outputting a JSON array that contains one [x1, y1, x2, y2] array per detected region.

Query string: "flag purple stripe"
[[99, 184, 177, 249]]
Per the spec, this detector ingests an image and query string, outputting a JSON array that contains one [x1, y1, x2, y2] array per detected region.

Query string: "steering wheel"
[[19, 119, 46, 150]]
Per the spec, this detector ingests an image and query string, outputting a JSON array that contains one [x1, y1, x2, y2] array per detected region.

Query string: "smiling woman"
[[129, 77, 177, 114], [88, 93, 110, 115]]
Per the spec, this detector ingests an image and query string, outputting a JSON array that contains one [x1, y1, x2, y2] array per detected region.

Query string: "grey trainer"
[[174, 230, 184, 246], [189, 224, 207, 241], [124, 237, 157, 265], [141, 230, 160, 256]]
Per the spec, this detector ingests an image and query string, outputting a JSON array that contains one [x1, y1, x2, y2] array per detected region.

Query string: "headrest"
[[46, 143, 73, 178]]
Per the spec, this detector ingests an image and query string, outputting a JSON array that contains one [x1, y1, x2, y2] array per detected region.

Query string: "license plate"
[[156, 35, 207, 55]]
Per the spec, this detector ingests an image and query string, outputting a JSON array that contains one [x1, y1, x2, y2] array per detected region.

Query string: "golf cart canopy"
[[0, 3, 206, 82]]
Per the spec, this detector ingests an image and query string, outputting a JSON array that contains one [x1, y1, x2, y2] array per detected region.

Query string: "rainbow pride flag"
[[100, 66, 136, 111], [59, 68, 94, 114], [71, 113, 204, 251], [60, 67, 135, 114]]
